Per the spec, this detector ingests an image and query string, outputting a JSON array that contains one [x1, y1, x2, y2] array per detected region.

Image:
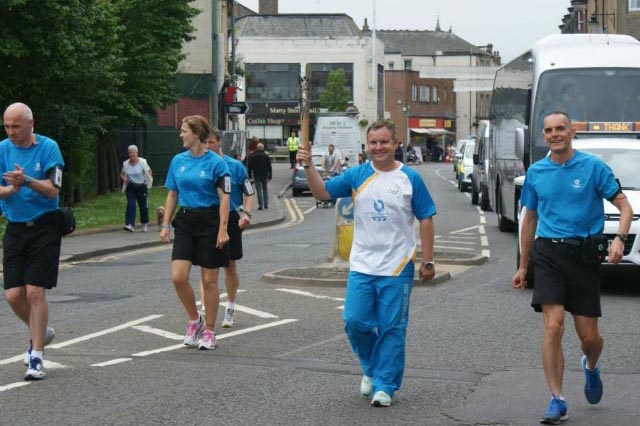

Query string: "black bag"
[[54, 207, 76, 236], [582, 234, 608, 266]]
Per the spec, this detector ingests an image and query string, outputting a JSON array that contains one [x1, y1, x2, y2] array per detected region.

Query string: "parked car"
[[453, 139, 469, 176], [457, 140, 475, 192], [471, 120, 492, 210], [516, 138, 640, 286]]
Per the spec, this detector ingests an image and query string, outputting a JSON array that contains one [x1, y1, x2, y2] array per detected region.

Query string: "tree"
[[0, 0, 199, 201], [319, 69, 350, 112], [0, 0, 124, 203]]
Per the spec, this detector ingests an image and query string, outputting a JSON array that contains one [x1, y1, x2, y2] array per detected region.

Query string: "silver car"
[[471, 120, 491, 210]]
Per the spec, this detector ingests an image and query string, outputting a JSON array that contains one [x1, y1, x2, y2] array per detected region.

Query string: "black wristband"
[[615, 234, 627, 243]]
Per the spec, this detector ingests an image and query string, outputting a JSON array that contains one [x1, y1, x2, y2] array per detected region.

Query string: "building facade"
[[378, 28, 500, 142], [234, 14, 384, 151], [560, 0, 640, 38]]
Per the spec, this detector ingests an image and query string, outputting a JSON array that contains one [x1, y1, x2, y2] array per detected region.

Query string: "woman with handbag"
[[120, 145, 153, 232]]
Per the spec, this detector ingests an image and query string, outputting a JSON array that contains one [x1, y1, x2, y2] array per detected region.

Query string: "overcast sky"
[[236, 0, 571, 62]]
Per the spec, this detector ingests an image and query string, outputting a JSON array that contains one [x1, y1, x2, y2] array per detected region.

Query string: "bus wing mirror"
[[515, 128, 527, 160], [473, 153, 480, 164]]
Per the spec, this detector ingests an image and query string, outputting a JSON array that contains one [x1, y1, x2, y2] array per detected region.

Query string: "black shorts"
[[171, 207, 229, 269], [3, 212, 62, 290], [530, 238, 601, 317], [228, 210, 243, 261]]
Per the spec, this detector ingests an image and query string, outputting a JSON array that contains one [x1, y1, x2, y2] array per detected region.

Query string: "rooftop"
[[236, 14, 362, 38]]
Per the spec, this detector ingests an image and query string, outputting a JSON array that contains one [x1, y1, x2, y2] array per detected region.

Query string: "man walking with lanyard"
[[205, 129, 254, 327], [513, 111, 632, 424], [1, 102, 64, 380]]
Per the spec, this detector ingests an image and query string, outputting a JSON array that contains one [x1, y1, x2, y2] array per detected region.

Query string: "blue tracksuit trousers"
[[343, 269, 413, 397]]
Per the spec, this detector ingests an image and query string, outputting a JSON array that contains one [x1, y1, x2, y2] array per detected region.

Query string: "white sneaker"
[[23, 327, 55, 366], [24, 356, 46, 381], [141, 223, 148, 233], [123, 224, 134, 232], [183, 315, 205, 347], [197, 330, 217, 350], [221, 308, 235, 328], [371, 391, 392, 407], [360, 375, 373, 396]]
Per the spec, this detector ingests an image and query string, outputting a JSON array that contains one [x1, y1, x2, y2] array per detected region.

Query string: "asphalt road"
[[1, 162, 639, 426]]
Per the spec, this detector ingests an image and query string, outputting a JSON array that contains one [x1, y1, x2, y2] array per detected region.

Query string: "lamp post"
[[401, 105, 409, 164]]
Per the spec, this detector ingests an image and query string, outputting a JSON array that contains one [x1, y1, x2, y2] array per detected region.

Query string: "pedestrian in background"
[[120, 144, 153, 232], [248, 142, 272, 210], [287, 130, 299, 169], [204, 128, 255, 328], [513, 111, 632, 424], [297, 119, 437, 407], [159, 115, 231, 350], [1, 102, 63, 380]]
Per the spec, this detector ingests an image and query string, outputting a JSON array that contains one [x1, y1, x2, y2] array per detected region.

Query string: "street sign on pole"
[[226, 102, 250, 115]]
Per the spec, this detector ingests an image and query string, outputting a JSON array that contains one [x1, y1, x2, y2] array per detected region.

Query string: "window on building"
[[432, 86, 438, 104], [404, 60, 412, 71], [630, 0, 640, 11], [310, 63, 354, 102], [245, 63, 300, 101], [412, 83, 417, 102], [419, 85, 430, 103], [388, 61, 394, 70]]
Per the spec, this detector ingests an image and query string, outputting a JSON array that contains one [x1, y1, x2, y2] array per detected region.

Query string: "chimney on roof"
[[362, 18, 370, 32], [259, 0, 278, 14]]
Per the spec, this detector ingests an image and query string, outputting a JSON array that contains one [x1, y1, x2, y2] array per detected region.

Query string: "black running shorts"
[[170, 207, 229, 269], [227, 210, 243, 261], [3, 212, 62, 290], [530, 238, 601, 317]]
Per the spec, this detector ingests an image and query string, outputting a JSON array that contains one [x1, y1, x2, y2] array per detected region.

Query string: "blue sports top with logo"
[[223, 154, 254, 210], [165, 150, 230, 208], [326, 162, 436, 277], [520, 150, 619, 239], [0, 134, 64, 222]]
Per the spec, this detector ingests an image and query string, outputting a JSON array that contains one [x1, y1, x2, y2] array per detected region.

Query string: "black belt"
[[9, 211, 55, 228], [539, 237, 584, 247], [180, 206, 218, 213]]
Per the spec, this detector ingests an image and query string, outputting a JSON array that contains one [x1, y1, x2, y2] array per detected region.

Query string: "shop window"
[[631, 0, 640, 11]]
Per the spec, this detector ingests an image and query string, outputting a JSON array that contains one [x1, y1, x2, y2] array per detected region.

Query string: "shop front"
[[408, 117, 455, 162]]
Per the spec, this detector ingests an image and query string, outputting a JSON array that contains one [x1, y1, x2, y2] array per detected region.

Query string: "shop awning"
[[410, 128, 454, 135]]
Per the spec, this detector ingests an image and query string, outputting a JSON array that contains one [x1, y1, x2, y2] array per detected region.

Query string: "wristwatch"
[[25, 175, 32, 186], [422, 260, 435, 270], [238, 206, 252, 218]]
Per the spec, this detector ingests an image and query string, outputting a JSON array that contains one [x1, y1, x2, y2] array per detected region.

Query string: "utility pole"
[[211, 0, 219, 127]]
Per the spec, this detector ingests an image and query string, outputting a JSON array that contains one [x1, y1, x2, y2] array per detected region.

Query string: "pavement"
[[0, 162, 483, 284]]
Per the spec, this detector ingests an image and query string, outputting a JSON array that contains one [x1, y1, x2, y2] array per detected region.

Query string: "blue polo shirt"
[[520, 150, 619, 238], [165, 150, 230, 207], [0, 134, 64, 222]]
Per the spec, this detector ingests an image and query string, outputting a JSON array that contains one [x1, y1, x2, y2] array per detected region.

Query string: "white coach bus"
[[488, 34, 640, 232]]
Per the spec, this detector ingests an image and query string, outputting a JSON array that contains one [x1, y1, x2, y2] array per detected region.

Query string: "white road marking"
[[47, 315, 163, 349], [481, 236, 489, 246], [482, 249, 491, 258], [303, 206, 317, 215], [451, 225, 482, 234], [434, 245, 476, 251], [0, 382, 30, 392], [480, 216, 486, 224], [197, 289, 246, 306], [131, 319, 298, 357], [44, 360, 66, 369], [132, 326, 183, 341], [436, 240, 476, 245], [220, 303, 279, 319], [275, 288, 345, 302], [91, 358, 132, 367]]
